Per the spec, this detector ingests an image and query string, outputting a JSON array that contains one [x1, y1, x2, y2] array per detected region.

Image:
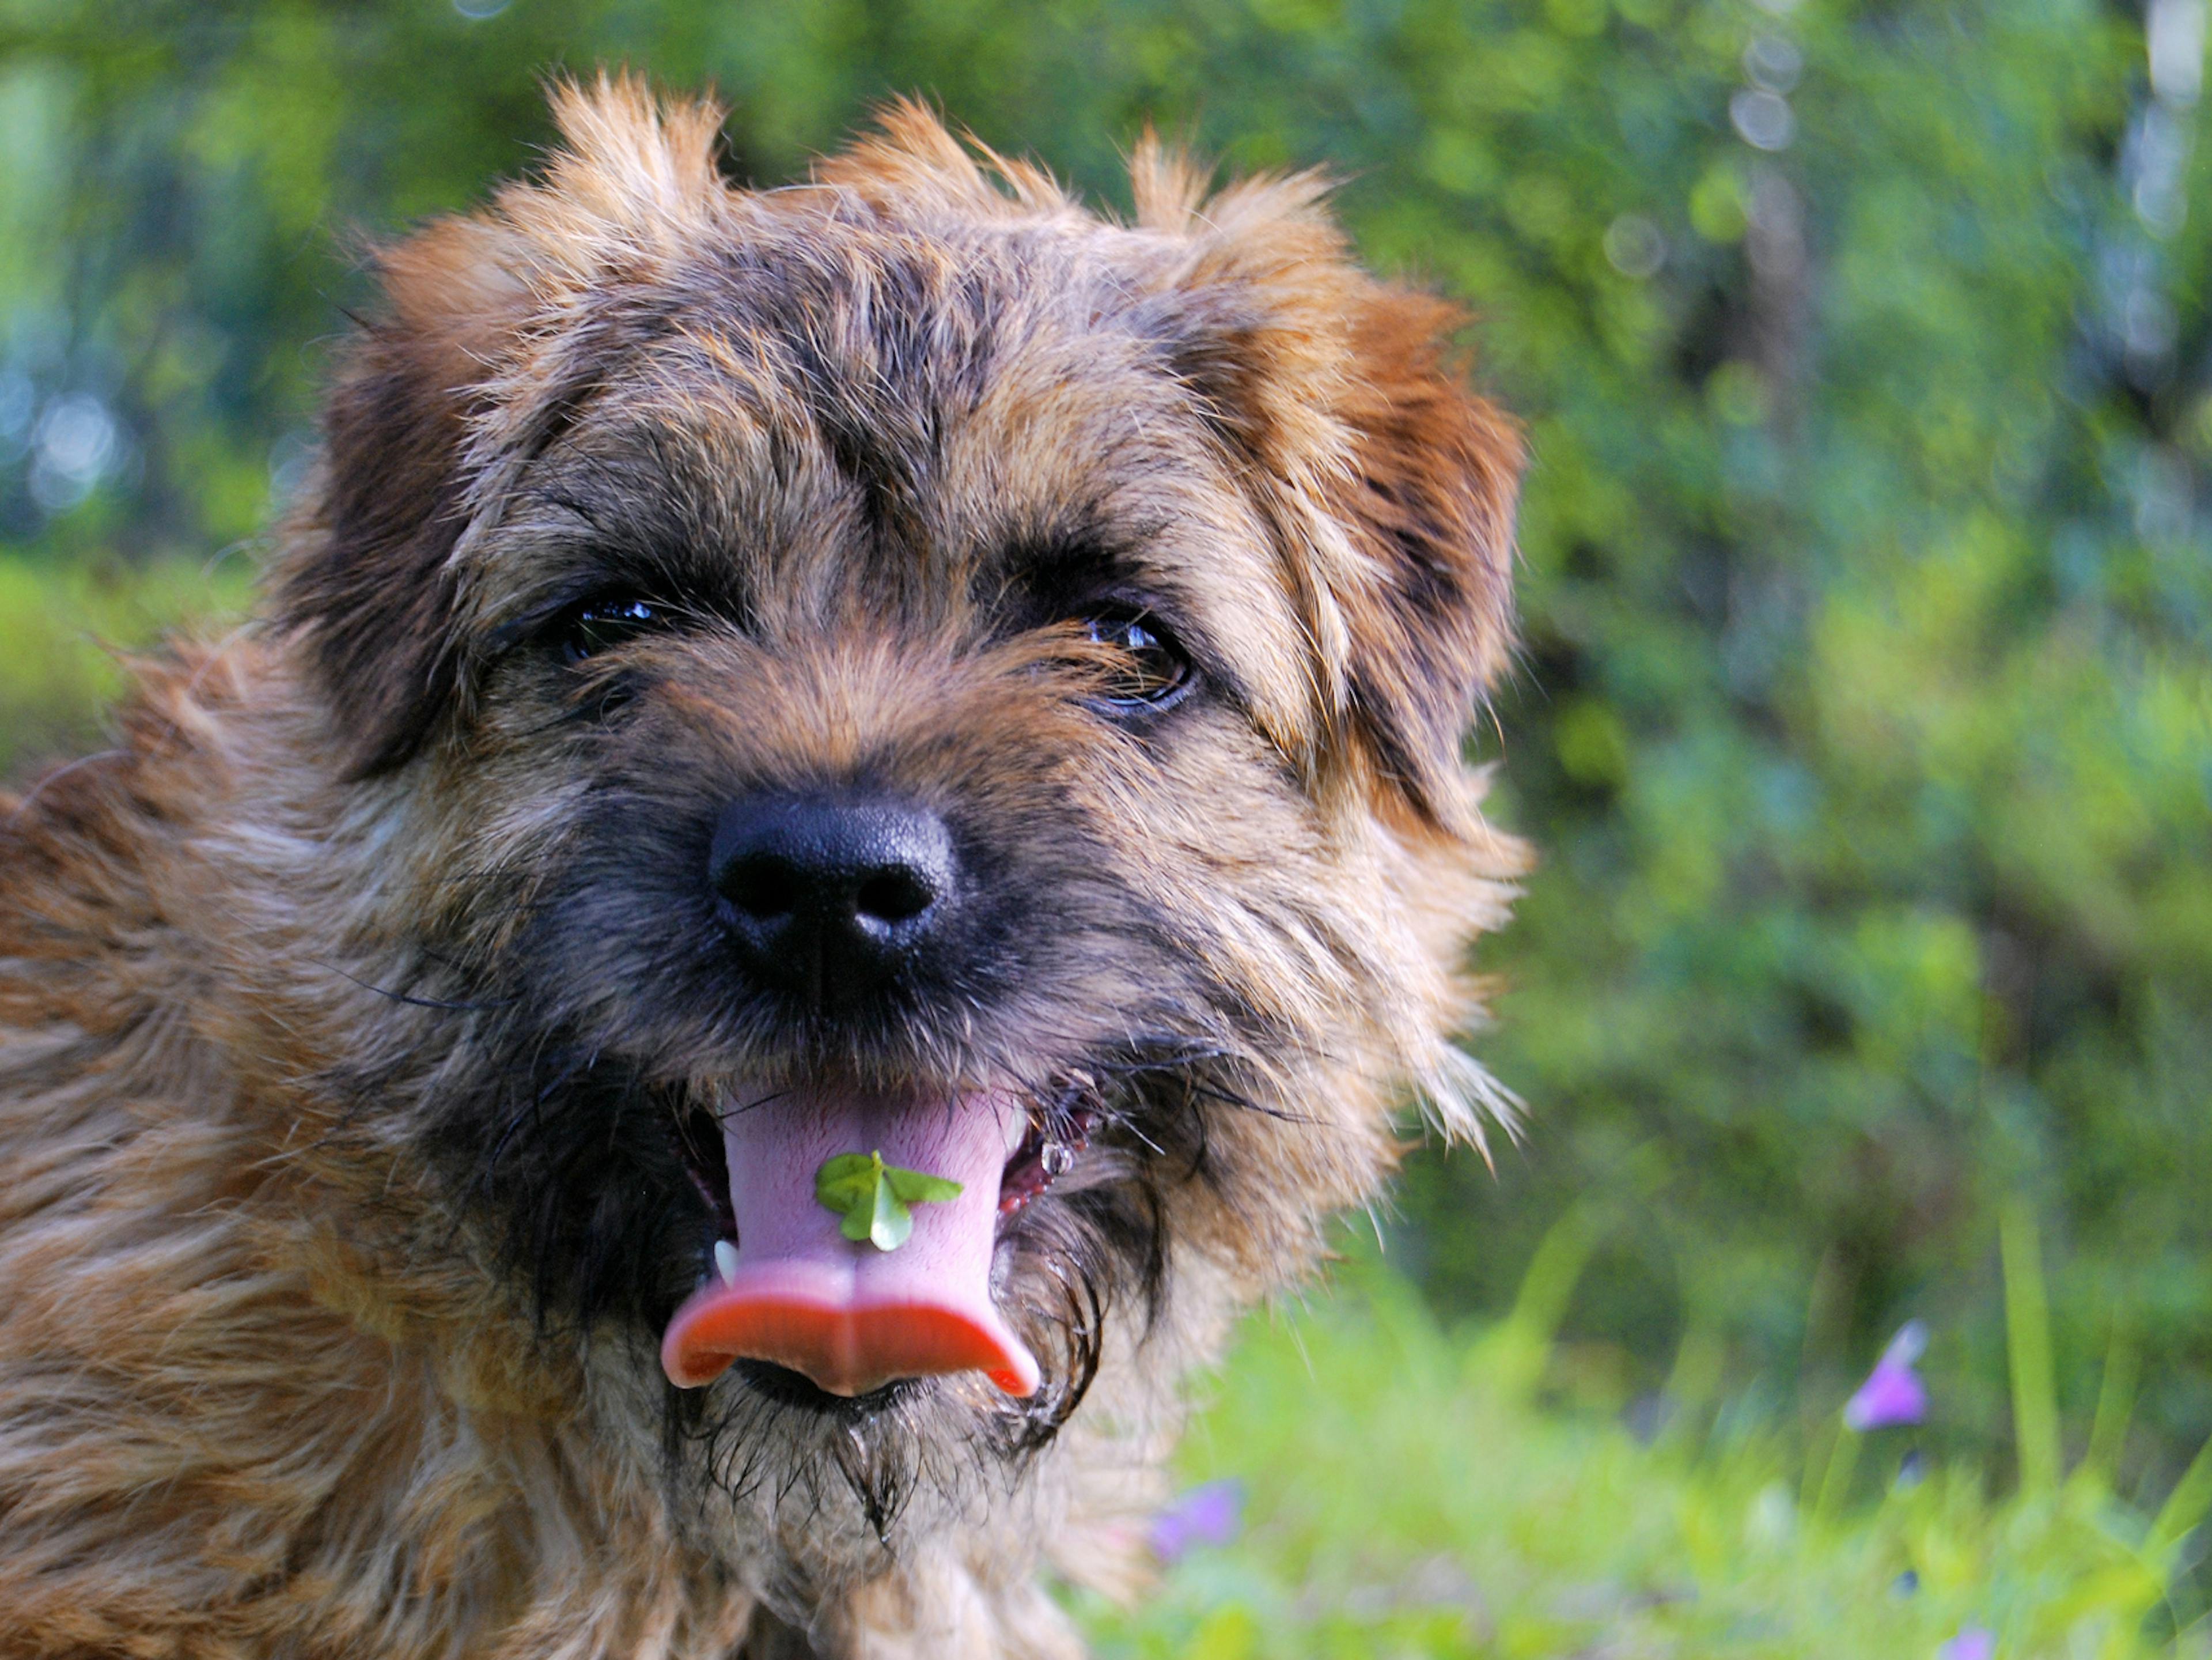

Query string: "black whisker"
[[310, 957, 513, 1014]]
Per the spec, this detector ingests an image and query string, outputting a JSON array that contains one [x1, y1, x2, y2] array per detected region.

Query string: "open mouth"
[[660, 1084, 1096, 1401]]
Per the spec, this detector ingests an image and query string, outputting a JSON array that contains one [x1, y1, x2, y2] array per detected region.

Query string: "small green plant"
[[814, 1152, 963, 1251]]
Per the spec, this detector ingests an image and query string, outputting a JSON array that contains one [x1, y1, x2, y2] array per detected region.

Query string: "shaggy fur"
[[0, 78, 1526, 1659]]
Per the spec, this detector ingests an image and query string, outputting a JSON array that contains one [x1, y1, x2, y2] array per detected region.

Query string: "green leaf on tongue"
[[815, 1150, 965, 1253]]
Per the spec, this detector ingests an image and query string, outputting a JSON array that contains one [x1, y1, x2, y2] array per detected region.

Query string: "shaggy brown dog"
[[0, 77, 1525, 1659]]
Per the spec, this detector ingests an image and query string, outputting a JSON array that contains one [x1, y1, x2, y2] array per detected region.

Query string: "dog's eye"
[[1082, 610, 1194, 710], [556, 596, 664, 664]]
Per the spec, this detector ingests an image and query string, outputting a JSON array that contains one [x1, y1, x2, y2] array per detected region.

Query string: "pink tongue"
[[660, 1085, 1040, 1397]]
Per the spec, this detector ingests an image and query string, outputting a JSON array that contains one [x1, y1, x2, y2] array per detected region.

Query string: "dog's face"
[[275, 82, 1521, 1570]]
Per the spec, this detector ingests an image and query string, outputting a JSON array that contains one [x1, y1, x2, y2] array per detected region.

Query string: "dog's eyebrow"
[[478, 489, 759, 657], [992, 524, 1139, 592], [982, 524, 1188, 633], [497, 444, 764, 598], [484, 557, 753, 657], [978, 528, 1257, 714], [536, 488, 612, 535]]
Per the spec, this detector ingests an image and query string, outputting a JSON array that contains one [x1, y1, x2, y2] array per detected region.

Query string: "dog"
[[0, 76, 1525, 1659]]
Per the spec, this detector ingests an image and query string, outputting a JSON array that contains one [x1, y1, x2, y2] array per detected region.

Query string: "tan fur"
[[0, 77, 1526, 1658]]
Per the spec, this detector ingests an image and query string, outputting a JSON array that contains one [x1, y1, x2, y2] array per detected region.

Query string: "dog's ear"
[[1136, 154, 1521, 833], [277, 75, 725, 777], [279, 224, 521, 778], [1319, 289, 1521, 833]]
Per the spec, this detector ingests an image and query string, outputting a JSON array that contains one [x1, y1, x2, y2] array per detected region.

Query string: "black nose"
[[709, 795, 959, 1007]]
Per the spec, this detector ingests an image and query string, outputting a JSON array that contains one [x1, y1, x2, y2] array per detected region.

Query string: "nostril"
[[720, 856, 797, 920], [854, 868, 935, 926]]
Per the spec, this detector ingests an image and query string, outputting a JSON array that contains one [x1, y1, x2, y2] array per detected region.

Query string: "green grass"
[[1075, 1223, 2212, 1659]]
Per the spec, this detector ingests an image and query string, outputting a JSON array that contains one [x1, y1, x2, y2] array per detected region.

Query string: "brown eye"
[[1083, 610, 1194, 710], [556, 595, 664, 664]]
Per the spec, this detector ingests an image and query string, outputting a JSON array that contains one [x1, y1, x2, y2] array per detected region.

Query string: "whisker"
[[309, 957, 513, 1014]]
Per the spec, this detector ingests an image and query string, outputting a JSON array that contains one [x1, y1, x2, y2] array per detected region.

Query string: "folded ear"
[[275, 74, 725, 777], [1321, 287, 1522, 831], [278, 222, 519, 778], [1135, 156, 1521, 833]]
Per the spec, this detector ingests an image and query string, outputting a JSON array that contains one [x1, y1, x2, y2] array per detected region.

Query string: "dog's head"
[[275, 77, 1522, 1566]]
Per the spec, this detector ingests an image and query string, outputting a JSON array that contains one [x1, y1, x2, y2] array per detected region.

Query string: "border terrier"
[[0, 76, 1525, 1659]]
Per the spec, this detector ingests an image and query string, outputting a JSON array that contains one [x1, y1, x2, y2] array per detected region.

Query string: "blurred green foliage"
[[0, 551, 252, 772], [1, 0, 2208, 1530]]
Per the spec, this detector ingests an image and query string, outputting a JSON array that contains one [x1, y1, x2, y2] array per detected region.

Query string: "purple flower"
[[1937, 1627, 1995, 1660], [1844, 1319, 1929, 1431], [1149, 1479, 1243, 1563]]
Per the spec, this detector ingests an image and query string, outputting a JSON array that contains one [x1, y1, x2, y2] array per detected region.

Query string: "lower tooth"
[[1041, 1142, 1074, 1178], [713, 1240, 740, 1285]]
